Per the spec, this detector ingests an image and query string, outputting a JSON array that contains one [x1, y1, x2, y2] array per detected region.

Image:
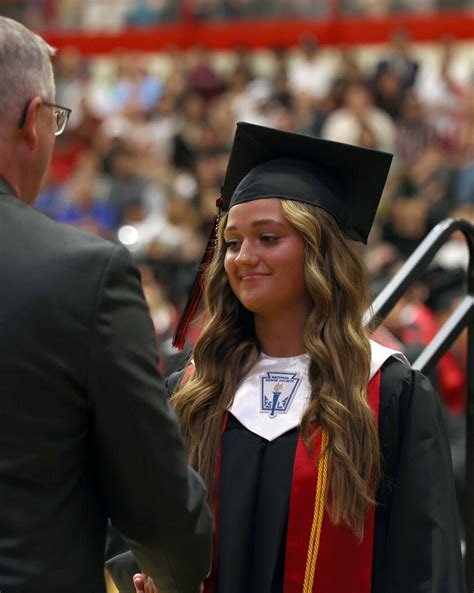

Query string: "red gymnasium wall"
[[43, 10, 474, 55]]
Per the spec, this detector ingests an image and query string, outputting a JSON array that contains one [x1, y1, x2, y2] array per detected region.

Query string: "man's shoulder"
[[6, 194, 118, 259], [35, 211, 131, 287], [1, 193, 130, 291], [36, 203, 116, 252]]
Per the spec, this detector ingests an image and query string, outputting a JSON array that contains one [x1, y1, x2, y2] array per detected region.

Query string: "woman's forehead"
[[225, 197, 285, 226]]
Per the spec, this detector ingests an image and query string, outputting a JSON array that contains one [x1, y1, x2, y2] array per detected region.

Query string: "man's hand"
[[133, 574, 204, 593], [133, 573, 159, 593]]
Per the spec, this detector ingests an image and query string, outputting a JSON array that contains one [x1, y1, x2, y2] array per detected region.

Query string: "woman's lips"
[[240, 273, 271, 281]]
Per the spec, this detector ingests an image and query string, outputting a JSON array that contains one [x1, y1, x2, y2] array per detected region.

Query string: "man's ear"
[[20, 96, 42, 151]]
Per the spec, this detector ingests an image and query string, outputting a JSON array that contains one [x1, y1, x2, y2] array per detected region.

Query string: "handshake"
[[133, 574, 204, 593]]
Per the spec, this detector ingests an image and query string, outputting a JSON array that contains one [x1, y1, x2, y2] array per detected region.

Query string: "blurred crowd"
[[31, 28, 472, 436]]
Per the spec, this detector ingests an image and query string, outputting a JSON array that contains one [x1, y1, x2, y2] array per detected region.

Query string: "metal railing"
[[365, 217, 474, 589]]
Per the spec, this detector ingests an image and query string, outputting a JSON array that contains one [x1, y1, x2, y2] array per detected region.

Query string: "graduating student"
[[129, 122, 466, 593]]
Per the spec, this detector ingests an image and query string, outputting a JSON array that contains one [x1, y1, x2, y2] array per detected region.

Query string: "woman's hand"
[[133, 574, 159, 593]]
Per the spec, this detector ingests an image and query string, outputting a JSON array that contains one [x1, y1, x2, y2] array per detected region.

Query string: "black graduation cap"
[[172, 122, 393, 348], [220, 121, 393, 243]]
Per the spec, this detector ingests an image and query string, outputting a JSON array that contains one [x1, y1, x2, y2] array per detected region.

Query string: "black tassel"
[[172, 198, 223, 349]]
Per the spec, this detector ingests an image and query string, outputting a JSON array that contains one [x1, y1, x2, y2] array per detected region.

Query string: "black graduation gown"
[[106, 358, 466, 593], [216, 358, 466, 593]]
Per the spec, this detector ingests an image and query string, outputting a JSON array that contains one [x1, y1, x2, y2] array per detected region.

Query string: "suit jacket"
[[0, 179, 212, 593]]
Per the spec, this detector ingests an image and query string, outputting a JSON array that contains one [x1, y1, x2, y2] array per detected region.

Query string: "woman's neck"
[[254, 308, 309, 358]]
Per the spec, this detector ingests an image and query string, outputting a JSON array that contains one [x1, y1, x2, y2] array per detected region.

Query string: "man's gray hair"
[[0, 17, 56, 128]]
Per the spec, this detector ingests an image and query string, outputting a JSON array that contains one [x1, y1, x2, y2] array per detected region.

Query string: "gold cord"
[[302, 429, 329, 593]]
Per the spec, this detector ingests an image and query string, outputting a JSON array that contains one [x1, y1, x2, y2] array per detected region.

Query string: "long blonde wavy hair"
[[171, 199, 379, 539]]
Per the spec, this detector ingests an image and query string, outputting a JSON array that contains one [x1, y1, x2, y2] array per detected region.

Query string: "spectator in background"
[[382, 195, 429, 259], [186, 45, 226, 104], [231, 77, 281, 126], [373, 28, 419, 91], [332, 48, 367, 102], [373, 69, 405, 119], [221, 60, 254, 116], [275, 0, 328, 17], [322, 81, 396, 151], [125, 0, 178, 25], [341, 0, 392, 16], [104, 143, 151, 224], [415, 35, 472, 146], [173, 92, 207, 169], [395, 92, 440, 165], [193, 0, 225, 20], [55, 152, 118, 238], [287, 33, 334, 104], [450, 91, 474, 204], [147, 91, 181, 161], [109, 53, 164, 115]]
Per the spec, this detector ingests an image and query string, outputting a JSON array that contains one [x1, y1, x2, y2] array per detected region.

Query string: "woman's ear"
[[19, 96, 42, 151]]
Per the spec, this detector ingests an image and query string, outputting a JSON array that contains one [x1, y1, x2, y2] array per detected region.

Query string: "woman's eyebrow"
[[225, 219, 285, 233]]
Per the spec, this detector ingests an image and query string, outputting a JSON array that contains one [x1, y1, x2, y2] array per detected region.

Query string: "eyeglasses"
[[18, 99, 72, 136]]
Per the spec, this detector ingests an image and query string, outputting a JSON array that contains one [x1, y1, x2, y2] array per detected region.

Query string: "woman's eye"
[[260, 234, 278, 244], [225, 240, 240, 251]]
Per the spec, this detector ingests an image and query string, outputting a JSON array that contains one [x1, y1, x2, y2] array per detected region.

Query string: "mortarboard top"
[[220, 122, 394, 244]]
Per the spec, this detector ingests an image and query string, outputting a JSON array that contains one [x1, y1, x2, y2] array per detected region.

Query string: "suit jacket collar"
[[0, 177, 16, 198]]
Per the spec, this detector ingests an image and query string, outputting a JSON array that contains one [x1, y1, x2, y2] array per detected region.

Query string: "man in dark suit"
[[0, 17, 211, 593]]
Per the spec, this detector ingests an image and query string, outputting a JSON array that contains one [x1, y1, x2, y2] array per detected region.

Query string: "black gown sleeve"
[[373, 359, 466, 593]]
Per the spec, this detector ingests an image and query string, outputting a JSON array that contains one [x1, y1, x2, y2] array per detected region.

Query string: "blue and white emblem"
[[260, 372, 301, 418]]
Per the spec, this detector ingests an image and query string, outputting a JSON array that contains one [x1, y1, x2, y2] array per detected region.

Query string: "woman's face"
[[223, 198, 310, 319]]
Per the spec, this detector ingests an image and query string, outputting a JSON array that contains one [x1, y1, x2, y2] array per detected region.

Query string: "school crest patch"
[[260, 371, 301, 418]]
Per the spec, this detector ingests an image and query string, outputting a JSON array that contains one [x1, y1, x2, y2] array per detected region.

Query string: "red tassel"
[[172, 198, 223, 349]]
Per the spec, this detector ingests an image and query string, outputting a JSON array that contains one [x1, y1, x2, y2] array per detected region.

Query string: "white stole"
[[228, 340, 409, 441]]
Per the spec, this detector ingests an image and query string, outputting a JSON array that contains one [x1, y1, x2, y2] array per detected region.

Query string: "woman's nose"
[[235, 239, 258, 265]]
